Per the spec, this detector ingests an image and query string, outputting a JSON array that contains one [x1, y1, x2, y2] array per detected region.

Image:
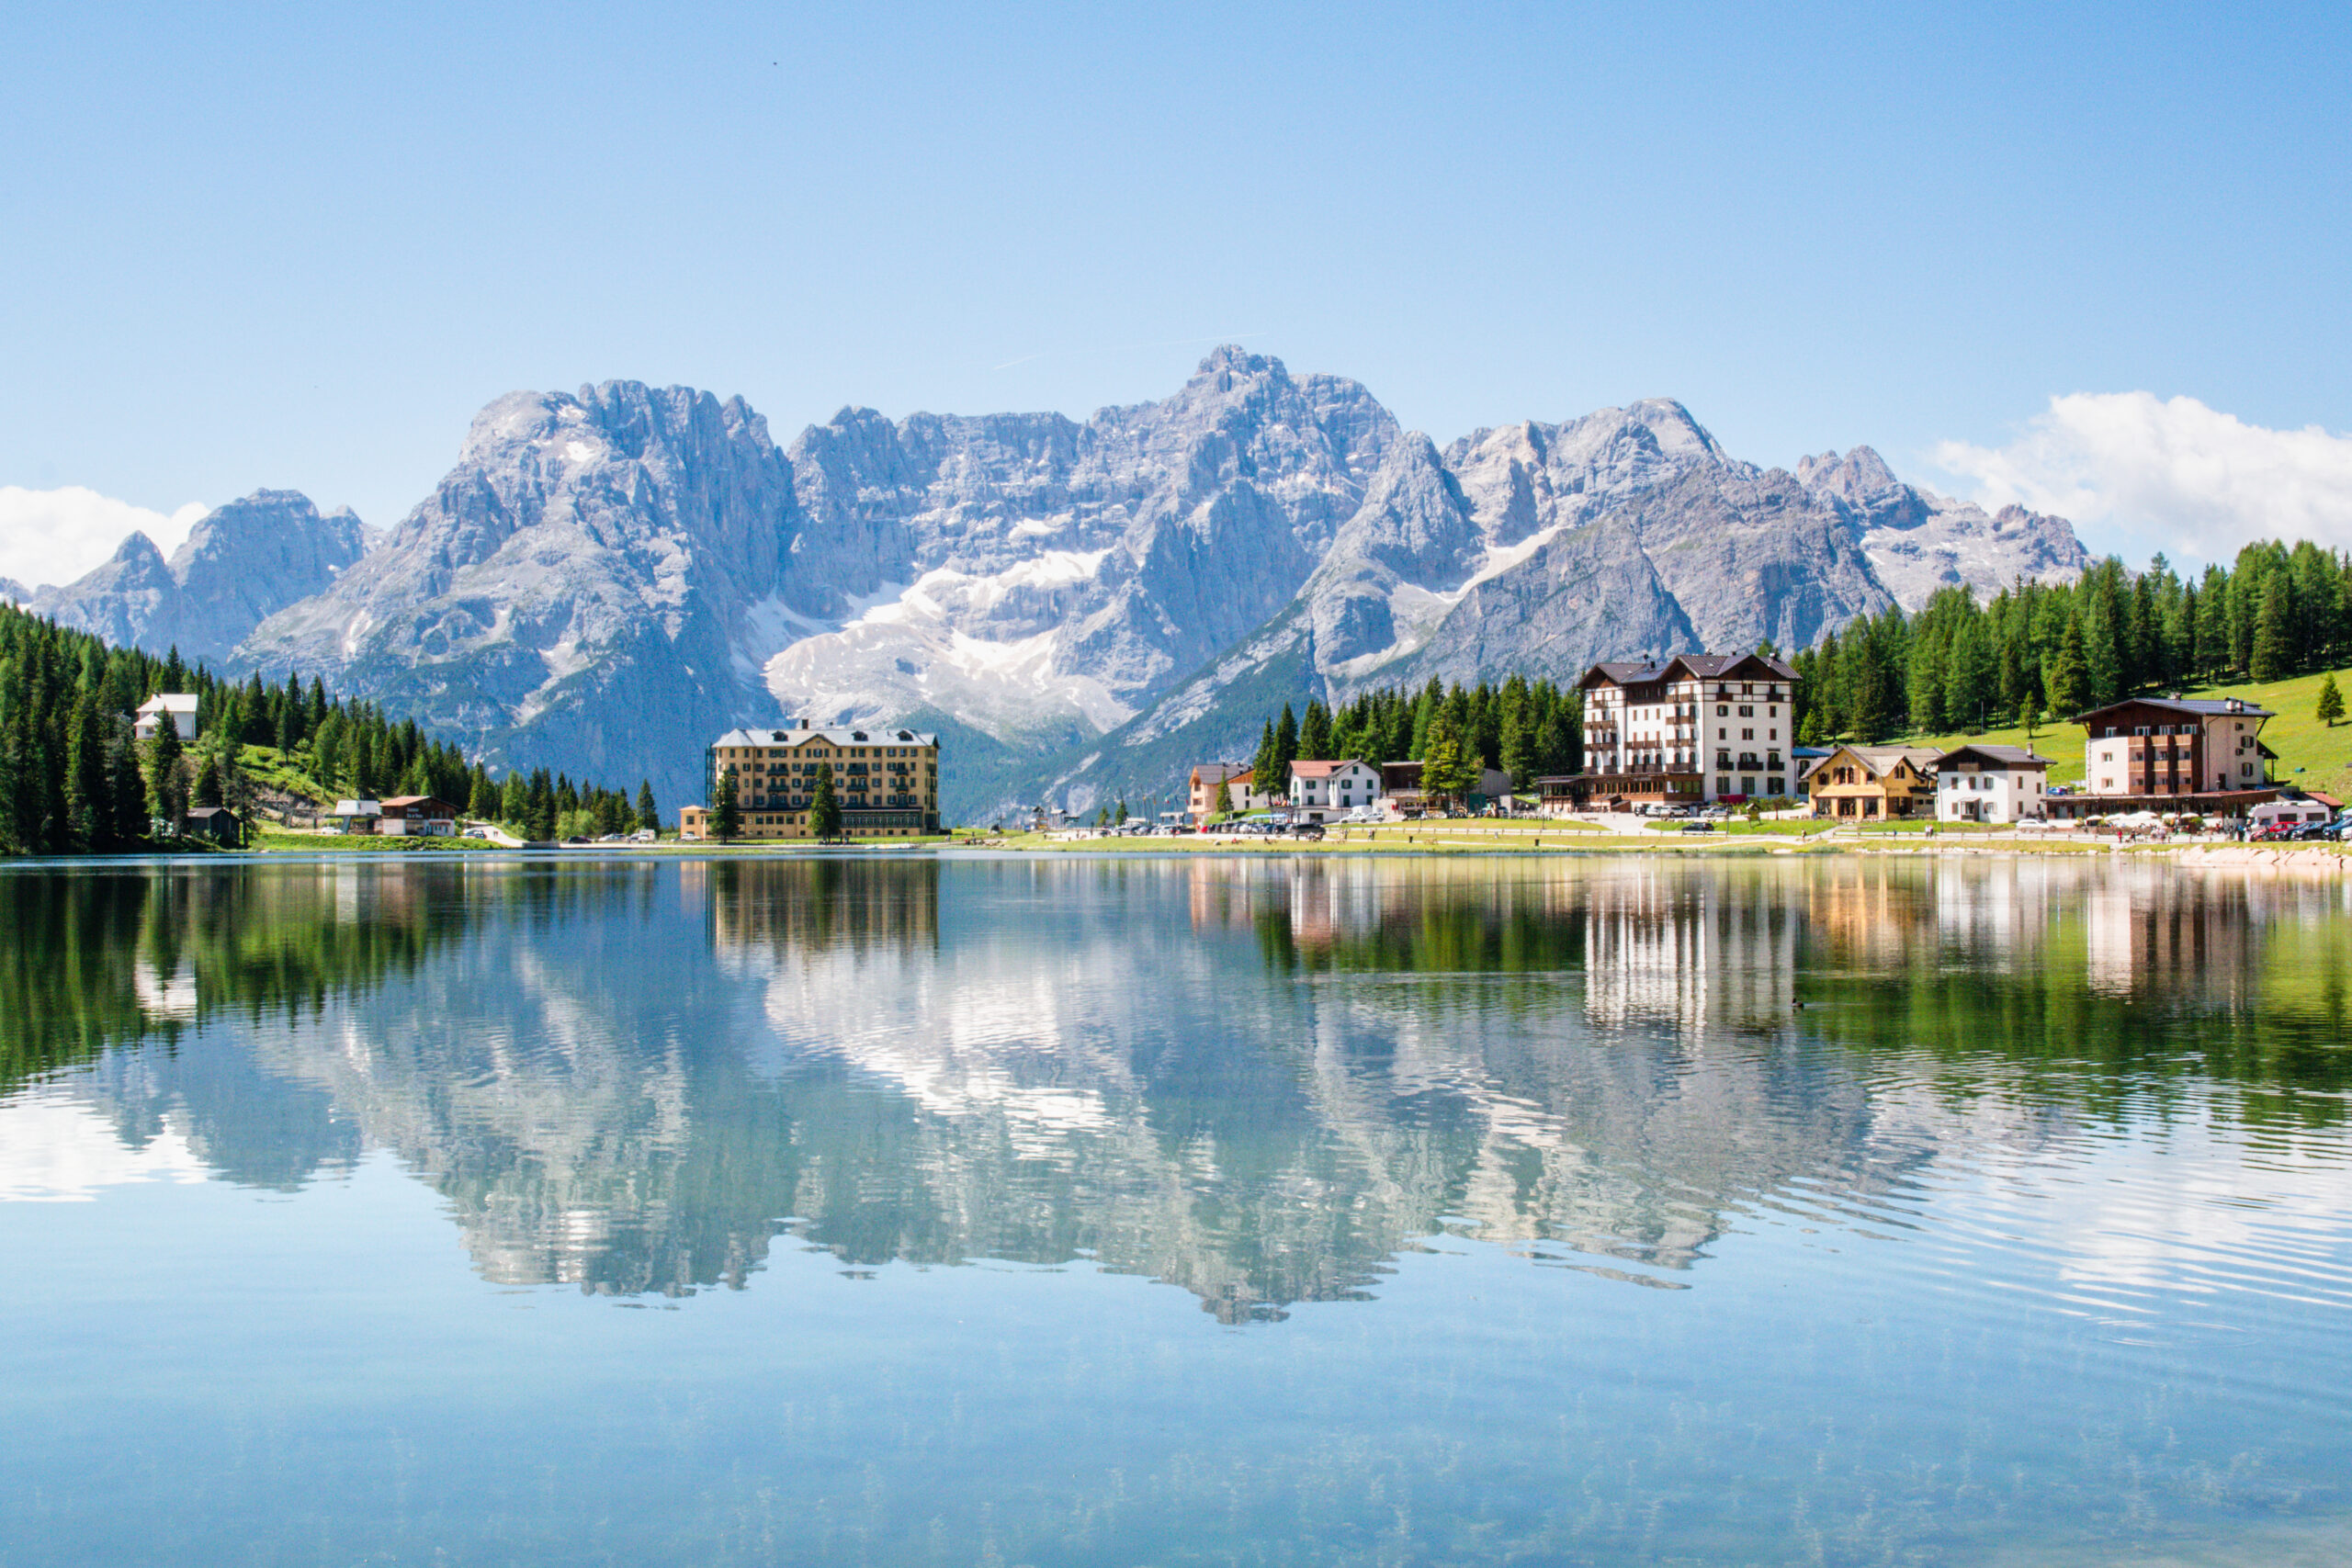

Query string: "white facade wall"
[[2086, 712, 2266, 795], [1289, 761, 1382, 821], [133, 694, 199, 742], [1586, 673, 1793, 800], [1937, 766, 2047, 823]]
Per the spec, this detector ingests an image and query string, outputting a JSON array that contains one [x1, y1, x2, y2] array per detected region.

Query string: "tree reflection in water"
[[5, 854, 2346, 1314]]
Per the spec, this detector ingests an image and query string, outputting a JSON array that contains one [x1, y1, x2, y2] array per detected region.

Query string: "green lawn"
[[1902, 669, 2352, 800], [251, 829, 502, 853]]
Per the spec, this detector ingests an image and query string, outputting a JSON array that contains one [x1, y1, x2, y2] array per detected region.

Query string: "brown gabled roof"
[[1936, 744, 2052, 770], [1816, 744, 1940, 782], [2074, 695, 2276, 726], [379, 795, 456, 811]]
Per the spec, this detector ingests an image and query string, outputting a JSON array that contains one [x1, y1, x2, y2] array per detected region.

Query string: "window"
[[1742, 728, 1754, 740]]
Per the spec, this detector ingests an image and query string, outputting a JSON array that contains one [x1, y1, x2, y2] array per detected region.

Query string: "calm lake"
[[3, 853, 2349, 1566]]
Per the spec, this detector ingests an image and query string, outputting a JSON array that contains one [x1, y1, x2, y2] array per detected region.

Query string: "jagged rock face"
[[1797, 446, 2088, 606], [763, 346, 1398, 740], [0, 577, 27, 604], [37, 351, 2090, 820], [28, 491, 367, 666], [237, 383, 800, 803]]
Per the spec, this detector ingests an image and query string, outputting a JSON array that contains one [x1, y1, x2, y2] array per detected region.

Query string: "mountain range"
[[8, 349, 2086, 820]]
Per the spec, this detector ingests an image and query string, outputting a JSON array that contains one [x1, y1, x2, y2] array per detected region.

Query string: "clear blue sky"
[[3, 2, 2347, 570]]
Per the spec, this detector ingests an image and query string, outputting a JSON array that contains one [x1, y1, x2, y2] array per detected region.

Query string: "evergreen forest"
[[0, 603, 654, 854], [1234, 542, 2352, 797]]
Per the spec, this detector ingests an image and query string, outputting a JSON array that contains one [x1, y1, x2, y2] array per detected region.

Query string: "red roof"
[[1287, 759, 1370, 779]]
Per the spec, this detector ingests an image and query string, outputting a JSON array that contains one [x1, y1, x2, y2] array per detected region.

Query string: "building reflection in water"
[[5, 854, 2347, 1317]]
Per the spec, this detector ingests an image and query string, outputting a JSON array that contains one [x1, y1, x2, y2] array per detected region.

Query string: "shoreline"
[[4, 838, 2346, 872]]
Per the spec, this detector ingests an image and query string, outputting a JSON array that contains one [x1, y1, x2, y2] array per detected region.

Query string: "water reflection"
[[4, 855, 2348, 1318]]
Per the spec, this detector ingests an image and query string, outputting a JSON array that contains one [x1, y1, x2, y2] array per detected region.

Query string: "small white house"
[[1287, 760, 1383, 822], [333, 799, 383, 835], [1934, 744, 2053, 823], [133, 693, 199, 742]]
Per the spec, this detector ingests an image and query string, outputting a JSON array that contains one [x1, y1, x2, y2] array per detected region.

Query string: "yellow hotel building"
[[677, 724, 941, 840]]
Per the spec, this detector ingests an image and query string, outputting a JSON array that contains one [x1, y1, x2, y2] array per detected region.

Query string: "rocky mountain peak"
[[22, 352, 2094, 823], [1193, 343, 1277, 382], [1795, 446, 1904, 508], [1620, 398, 1725, 463], [28, 491, 367, 665]]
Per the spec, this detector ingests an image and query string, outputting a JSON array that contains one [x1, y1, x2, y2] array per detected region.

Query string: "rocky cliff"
[[28, 491, 367, 666], [36, 351, 2087, 818]]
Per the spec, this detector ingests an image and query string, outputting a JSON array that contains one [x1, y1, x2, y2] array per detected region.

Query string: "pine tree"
[[1249, 721, 1278, 803], [192, 751, 223, 808], [145, 708, 187, 834], [107, 720, 147, 847], [712, 769, 742, 840], [500, 772, 527, 824], [1499, 701, 1533, 788], [526, 769, 558, 840], [1408, 678, 1442, 759], [637, 780, 659, 831], [1421, 713, 1476, 807], [1114, 798, 1128, 825], [2044, 615, 2090, 721], [2318, 671, 2346, 728], [2251, 570, 2294, 682], [1297, 698, 1332, 761], [809, 762, 842, 840], [65, 696, 106, 852], [1273, 703, 1299, 779], [1535, 705, 1575, 779]]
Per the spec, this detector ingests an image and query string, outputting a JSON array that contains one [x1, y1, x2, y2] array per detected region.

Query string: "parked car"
[[1290, 822, 1326, 840], [462, 827, 492, 840], [1679, 820, 1715, 833]]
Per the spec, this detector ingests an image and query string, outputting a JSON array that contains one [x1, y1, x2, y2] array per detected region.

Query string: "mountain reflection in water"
[[5, 856, 2347, 1319]]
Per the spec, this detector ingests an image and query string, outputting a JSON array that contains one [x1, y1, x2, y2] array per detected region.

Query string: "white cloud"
[[1934, 392, 2352, 565], [0, 485, 209, 593]]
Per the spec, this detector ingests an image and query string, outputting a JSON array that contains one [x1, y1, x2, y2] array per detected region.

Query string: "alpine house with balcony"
[[1544, 652, 1800, 809]]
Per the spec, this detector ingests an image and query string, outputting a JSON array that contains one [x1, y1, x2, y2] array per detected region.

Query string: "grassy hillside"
[[234, 742, 339, 805], [1905, 668, 2352, 799]]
